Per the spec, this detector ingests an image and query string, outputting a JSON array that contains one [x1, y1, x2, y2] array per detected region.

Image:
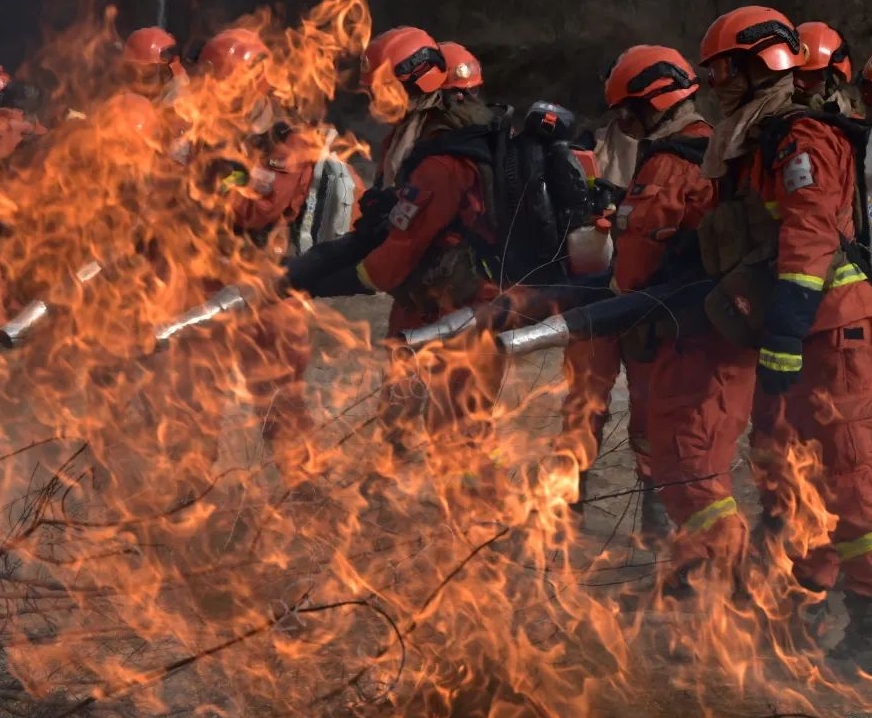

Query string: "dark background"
[[2, 0, 872, 135]]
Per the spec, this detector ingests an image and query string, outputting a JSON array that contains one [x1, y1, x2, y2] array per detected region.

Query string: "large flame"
[[0, 1, 869, 716]]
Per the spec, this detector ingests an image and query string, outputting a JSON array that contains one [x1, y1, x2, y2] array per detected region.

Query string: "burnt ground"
[[0, 292, 870, 717]]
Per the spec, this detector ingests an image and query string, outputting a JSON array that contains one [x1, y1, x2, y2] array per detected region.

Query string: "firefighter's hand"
[[757, 334, 803, 396]]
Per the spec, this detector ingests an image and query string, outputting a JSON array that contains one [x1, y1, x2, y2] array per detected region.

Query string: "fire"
[[0, 0, 870, 716], [365, 60, 410, 124]]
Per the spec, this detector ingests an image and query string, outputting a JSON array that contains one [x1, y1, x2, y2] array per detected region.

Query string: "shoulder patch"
[[389, 200, 419, 230], [388, 185, 431, 230], [250, 166, 276, 195], [782, 152, 814, 194], [615, 203, 633, 231]]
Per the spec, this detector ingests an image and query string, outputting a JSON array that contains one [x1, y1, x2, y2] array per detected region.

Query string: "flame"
[[0, 0, 870, 715], [365, 61, 410, 124]]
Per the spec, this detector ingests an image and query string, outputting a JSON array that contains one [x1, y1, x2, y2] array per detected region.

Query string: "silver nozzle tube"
[[154, 284, 251, 350], [0, 260, 107, 350], [0, 300, 50, 348], [497, 315, 570, 356], [400, 306, 476, 348]]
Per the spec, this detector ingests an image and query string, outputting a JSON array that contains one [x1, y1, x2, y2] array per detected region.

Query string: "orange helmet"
[[122, 27, 178, 66], [198, 28, 270, 81], [700, 6, 804, 71], [604, 45, 699, 111], [100, 92, 161, 143], [438, 41, 483, 90], [360, 27, 446, 94], [797, 22, 851, 82]]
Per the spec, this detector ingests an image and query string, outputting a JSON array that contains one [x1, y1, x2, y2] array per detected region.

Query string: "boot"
[[640, 486, 671, 546], [827, 591, 872, 678], [786, 586, 829, 651]]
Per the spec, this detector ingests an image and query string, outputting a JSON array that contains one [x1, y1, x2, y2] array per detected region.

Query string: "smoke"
[[157, 0, 167, 28]]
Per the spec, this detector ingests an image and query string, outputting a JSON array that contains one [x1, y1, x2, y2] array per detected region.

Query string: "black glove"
[[757, 334, 803, 396], [353, 185, 397, 238]]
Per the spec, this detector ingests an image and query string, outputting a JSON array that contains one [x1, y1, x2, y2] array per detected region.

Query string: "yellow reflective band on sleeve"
[[587, 176, 597, 188], [220, 170, 248, 194], [356, 262, 378, 291], [765, 201, 781, 219], [759, 347, 802, 373], [779, 272, 825, 291], [836, 532, 872, 562], [681, 496, 738, 534], [828, 263, 868, 289]]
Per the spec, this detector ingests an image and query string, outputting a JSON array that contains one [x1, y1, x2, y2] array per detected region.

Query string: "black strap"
[[637, 135, 709, 168]]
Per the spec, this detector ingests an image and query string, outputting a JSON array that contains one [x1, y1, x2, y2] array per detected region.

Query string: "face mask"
[[714, 75, 750, 117]]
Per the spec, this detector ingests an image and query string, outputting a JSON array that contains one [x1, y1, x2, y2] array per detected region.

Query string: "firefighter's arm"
[[758, 122, 848, 394], [356, 156, 468, 292], [612, 154, 701, 292], [305, 157, 468, 297], [231, 164, 311, 231]]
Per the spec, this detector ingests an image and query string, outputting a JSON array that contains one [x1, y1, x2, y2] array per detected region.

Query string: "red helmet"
[[198, 28, 270, 81], [100, 92, 161, 142], [604, 45, 699, 111], [122, 27, 178, 66], [797, 22, 852, 82], [360, 27, 446, 94], [700, 6, 804, 71], [438, 41, 483, 90]]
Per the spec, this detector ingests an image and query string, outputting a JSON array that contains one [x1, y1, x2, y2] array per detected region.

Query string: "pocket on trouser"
[[704, 260, 775, 349]]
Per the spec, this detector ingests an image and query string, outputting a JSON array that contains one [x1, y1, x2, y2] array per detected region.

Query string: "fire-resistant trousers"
[[647, 330, 757, 571], [561, 337, 655, 485], [751, 319, 872, 597]]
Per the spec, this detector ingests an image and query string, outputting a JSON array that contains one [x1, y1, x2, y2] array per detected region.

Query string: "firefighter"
[[0, 68, 46, 162], [438, 41, 483, 100], [195, 27, 313, 444], [605, 45, 758, 591], [794, 22, 862, 117], [699, 6, 872, 674], [297, 26, 504, 443], [121, 26, 189, 106]]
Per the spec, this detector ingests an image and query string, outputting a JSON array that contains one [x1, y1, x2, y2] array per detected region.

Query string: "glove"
[[353, 185, 397, 238], [757, 334, 803, 396]]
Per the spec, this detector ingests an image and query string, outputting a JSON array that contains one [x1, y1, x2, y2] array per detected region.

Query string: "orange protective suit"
[[357, 153, 504, 439], [231, 135, 364, 440], [740, 117, 872, 597], [614, 120, 757, 573]]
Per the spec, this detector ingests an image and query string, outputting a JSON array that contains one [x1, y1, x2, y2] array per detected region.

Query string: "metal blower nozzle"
[[496, 315, 571, 356], [399, 306, 477, 348], [153, 284, 252, 351]]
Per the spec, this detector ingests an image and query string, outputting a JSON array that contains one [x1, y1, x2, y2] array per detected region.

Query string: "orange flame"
[[0, 0, 869, 715]]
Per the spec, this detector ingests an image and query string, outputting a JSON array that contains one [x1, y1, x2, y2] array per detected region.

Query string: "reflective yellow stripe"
[[356, 262, 378, 291], [836, 532, 872, 562], [682, 496, 738, 534], [765, 201, 781, 219], [828, 263, 867, 289], [586, 176, 597, 188], [759, 348, 802, 373], [779, 272, 825, 291], [220, 170, 248, 194]]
